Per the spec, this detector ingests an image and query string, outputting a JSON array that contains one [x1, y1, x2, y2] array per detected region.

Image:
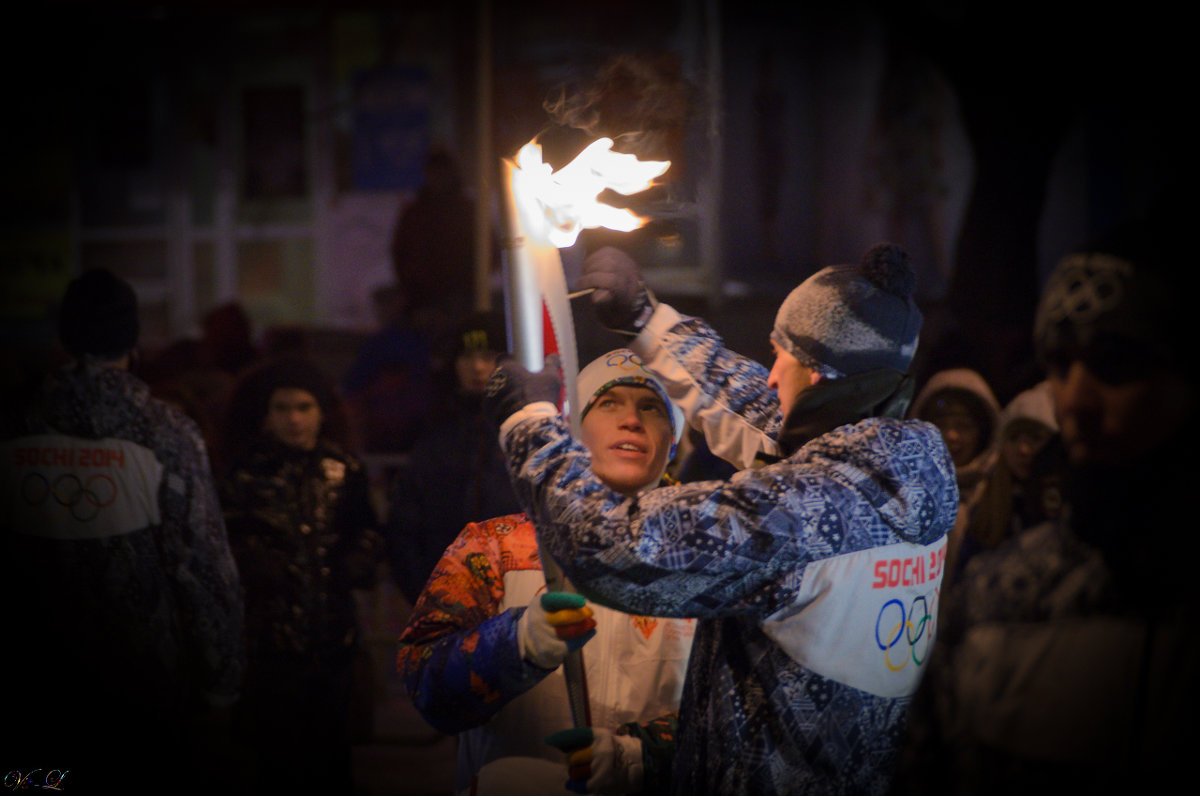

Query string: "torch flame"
[[511, 137, 670, 249]]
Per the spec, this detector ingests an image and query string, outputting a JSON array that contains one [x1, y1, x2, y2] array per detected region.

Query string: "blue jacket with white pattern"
[[498, 304, 958, 795]]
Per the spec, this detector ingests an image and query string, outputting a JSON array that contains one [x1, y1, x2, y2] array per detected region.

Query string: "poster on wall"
[[352, 66, 430, 192], [318, 193, 403, 328]]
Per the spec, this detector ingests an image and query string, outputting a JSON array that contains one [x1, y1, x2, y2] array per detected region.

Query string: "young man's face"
[[1047, 358, 1193, 467], [263, 387, 323, 451], [767, 340, 820, 419], [580, 384, 674, 497]]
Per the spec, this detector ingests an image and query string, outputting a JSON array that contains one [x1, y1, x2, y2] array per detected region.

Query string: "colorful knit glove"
[[517, 591, 597, 670], [545, 726, 644, 794]]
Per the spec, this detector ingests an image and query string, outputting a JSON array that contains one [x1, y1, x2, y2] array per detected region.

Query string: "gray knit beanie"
[[770, 243, 922, 375]]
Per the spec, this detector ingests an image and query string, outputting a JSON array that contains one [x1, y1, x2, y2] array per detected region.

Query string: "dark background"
[[2, 1, 1186, 405]]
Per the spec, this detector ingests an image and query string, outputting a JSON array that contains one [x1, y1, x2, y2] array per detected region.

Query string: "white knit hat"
[[576, 349, 685, 449]]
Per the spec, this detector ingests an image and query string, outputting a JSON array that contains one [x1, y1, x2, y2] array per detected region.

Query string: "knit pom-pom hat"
[[770, 242, 922, 375]]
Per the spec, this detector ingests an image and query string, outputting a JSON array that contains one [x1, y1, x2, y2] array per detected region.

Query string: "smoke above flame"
[[543, 52, 694, 167]]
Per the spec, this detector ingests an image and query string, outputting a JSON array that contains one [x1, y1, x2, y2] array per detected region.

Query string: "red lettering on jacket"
[[874, 551, 940, 589], [873, 560, 887, 589], [13, 446, 125, 469]]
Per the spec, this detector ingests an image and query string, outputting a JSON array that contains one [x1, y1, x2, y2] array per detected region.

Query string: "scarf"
[[766, 367, 914, 462]]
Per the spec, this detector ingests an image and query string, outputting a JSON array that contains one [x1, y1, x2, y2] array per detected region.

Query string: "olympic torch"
[[500, 137, 668, 729]]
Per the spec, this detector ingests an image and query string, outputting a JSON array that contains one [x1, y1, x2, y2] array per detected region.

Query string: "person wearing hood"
[[908, 368, 1001, 572], [397, 349, 694, 796], [1, 269, 245, 794], [951, 380, 1063, 581], [909, 367, 1001, 496], [482, 243, 958, 795]]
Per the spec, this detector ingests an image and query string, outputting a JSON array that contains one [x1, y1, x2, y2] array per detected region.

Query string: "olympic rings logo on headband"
[[603, 351, 649, 373], [875, 592, 936, 672], [21, 471, 118, 522]]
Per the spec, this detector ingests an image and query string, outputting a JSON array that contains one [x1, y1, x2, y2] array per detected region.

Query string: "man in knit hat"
[[900, 196, 1199, 795], [482, 244, 957, 795], [398, 349, 693, 796], [0, 269, 244, 794]]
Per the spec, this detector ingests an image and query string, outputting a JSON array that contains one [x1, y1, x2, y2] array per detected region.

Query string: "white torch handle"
[[501, 156, 589, 728]]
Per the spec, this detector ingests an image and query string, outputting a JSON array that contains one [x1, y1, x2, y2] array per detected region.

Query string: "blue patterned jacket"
[[498, 304, 958, 795]]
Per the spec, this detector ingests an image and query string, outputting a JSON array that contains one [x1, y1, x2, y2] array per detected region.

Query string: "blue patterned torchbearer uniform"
[[497, 304, 959, 795]]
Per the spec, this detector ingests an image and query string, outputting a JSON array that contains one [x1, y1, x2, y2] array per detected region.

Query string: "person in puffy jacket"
[[221, 355, 384, 796]]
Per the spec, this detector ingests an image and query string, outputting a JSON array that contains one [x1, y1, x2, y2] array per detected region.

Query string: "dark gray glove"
[[579, 247, 657, 334], [483, 354, 562, 428]]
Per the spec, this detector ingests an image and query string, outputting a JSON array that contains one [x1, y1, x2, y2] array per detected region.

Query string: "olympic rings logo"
[[603, 351, 648, 372], [875, 592, 936, 672], [20, 471, 117, 522]]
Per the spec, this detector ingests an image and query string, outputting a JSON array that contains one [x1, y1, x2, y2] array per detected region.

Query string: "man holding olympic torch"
[[484, 242, 957, 794]]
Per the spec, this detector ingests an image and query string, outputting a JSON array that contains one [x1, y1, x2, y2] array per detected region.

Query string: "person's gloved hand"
[[483, 354, 562, 428], [545, 726, 644, 794], [579, 247, 657, 334], [518, 591, 597, 669]]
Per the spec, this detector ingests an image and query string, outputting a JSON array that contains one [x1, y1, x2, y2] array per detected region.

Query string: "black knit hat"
[[58, 268, 140, 359]]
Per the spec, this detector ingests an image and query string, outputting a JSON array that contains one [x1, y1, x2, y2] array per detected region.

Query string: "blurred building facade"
[[3, 2, 1180, 402]]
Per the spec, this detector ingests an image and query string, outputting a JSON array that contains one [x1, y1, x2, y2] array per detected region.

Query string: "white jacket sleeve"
[[631, 302, 783, 470]]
